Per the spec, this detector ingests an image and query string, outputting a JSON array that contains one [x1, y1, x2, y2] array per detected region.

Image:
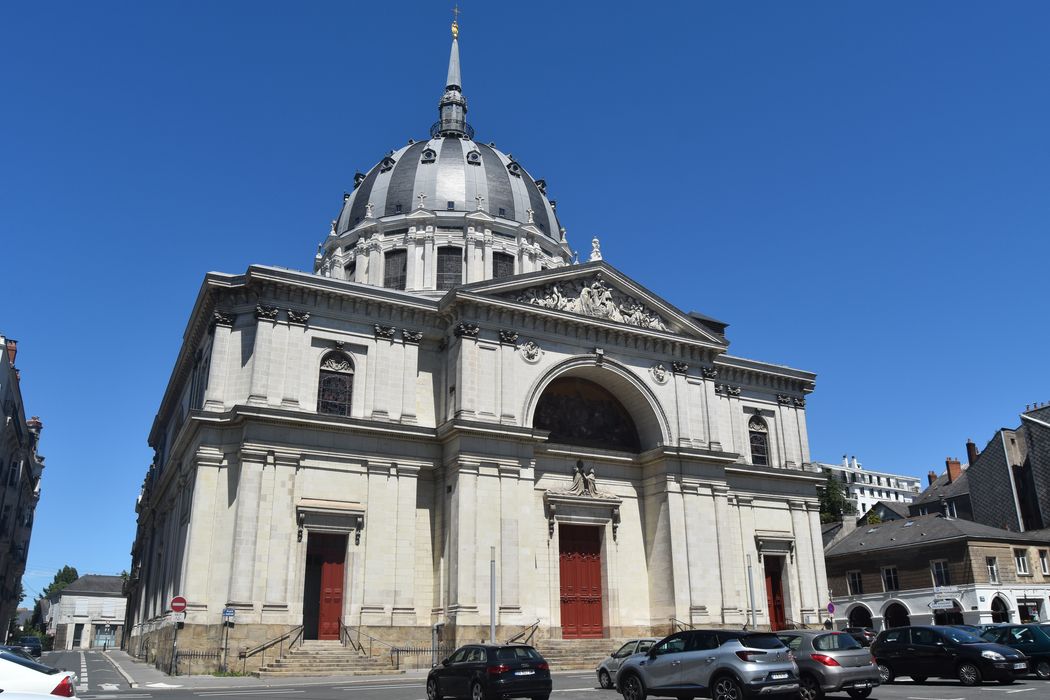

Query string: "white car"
[[0, 650, 77, 697]]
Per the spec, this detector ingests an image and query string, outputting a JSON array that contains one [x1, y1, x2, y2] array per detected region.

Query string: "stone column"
[[482, 230, 493, 280], [361, 463, 395, 622], [498, 463, 521, 614], [203, 312, 236, 411], [401, 330, 421, 423], [807, 503, 830, 614], [681, 484, 707, 623], [393, 464, 420, 623], [449, 462, 479, 622], [423, 227, 435, 289], [283, 310, 309, 407], [735, 496, 762, 623], [247, 305, 278, 405], [789, 500, 817, 617], [371, 326, 398, 419], [263, 453, 299, 610], [701, 369, 721, 450], [498, 332, 517, 424], [227, 450, 267, 612], [367, 235, 383, 286], [796, 404, 812, 463], [464, 229, 477, 283], [714, 487, 744, 623], [353, 243, 367, 283], [671, 363, 692, 447], [453, 323, 480, 418], [405, 227, 419, 289]]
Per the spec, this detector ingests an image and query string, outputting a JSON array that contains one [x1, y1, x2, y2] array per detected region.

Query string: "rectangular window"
[[395, 203, 403, 214], [882, 566, 899, 592], [447, 200, 455, 210], [492, 251, 515, 279], [931, 560, 951, 587], [1015, 549, 1030, 576], [946, 500, 957, 518], [344, 259, 356, 281], [383, 249, 407, 290], [847, 571, 863, 596], [498, 207, 507, 217], [1040, 550, 1049, 576], [987, 557, 999, 584], [436, 246, 463, 291]]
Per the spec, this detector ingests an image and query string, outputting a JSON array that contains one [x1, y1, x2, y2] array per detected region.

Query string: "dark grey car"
[[778, 631, 880, 700]]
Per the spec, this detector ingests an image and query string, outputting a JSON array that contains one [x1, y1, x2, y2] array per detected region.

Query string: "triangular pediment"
[[454, 262, 727, 346]]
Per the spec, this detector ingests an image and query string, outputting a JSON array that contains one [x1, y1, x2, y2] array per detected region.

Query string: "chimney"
[[850, 455, 858, 469], [927, 470, 938, 486], [842, 454, 848, 468], [5, 338, 16, 365], [945, 457, 963, 483], [966, 439, 979, 465]]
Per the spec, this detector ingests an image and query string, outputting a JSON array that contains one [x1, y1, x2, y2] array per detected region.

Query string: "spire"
[[435, 8, 471, 138]]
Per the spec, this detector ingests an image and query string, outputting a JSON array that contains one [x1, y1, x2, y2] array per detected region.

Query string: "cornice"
[[725, 465, 826, 484]]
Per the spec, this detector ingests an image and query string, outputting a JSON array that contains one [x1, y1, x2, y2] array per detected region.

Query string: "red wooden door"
[[559, 524, 603, 639], [764, 558, 786, 631], [316, 535, 346, 640]]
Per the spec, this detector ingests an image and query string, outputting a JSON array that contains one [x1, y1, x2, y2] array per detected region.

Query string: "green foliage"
[[819, 472, 857, 524], [42, 566, 79, 598], [866, 511, 883, 525]]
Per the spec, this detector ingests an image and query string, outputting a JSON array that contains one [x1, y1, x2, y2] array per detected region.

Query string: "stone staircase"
[[533, 638, 627, 672], [256, 640, 399, 678]]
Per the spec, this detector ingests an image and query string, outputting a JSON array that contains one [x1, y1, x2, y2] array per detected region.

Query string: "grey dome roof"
[[336, 136, 563, 241]]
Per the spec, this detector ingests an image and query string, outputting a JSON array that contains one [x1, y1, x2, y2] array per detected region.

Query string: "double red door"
[[559, 525, 603, 638], [307, 533, 346, 640], [764, 556, 786, 631]]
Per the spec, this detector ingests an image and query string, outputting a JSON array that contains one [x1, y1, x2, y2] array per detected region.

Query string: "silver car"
[[616, 629, 798, 700], [778, 631, 880, 700], [597, 639, 659, 689]]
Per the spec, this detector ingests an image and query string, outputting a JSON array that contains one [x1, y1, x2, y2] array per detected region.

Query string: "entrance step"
[[256, 642, 399, 678], [533, 638, 630, 671]]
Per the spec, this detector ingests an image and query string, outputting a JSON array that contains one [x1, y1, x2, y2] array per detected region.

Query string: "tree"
[[819, 472, 857, 523], [866, 511, 883, 525], [42, 566, 78, 598]]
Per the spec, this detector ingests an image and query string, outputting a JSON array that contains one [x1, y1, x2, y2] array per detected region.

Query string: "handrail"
[[505, 619, 540, 645], [238, 624, 302, 670], [340, 621, 395, 657], [669, 617, 694, 633]]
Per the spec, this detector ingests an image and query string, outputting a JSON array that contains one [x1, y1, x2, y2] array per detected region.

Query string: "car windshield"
[[0, 651, 60, 674], [813, 633, 863, 651], [941, 628, 983, 644], [739, 633, 785, 650]]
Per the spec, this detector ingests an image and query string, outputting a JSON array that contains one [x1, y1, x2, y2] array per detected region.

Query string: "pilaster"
[[247, 306, 278, 405], [203, 312, 236, 411]]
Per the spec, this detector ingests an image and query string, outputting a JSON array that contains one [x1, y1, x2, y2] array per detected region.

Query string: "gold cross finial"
[[451, 5, 460, 38]]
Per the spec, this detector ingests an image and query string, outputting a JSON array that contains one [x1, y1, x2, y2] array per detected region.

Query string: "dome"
[[315, 18, 574, 293], [336, 136, 562, 241]]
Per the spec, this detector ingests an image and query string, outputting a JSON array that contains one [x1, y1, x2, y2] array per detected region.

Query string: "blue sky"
[[4, 1, 1048, 599]]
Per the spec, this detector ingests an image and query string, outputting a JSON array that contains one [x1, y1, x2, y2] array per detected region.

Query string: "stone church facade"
[[126, 21, 829, 665]]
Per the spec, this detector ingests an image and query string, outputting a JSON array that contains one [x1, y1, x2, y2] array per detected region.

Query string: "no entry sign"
[[170, 596, 188, 613]]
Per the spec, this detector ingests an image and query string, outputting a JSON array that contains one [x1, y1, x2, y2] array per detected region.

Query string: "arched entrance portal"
[[992, 596, 1012, 623], [534, 377, 640, 451], [933, 601, 964, 626], [884, 603, 910, 628], [848, 605, 874, 629]]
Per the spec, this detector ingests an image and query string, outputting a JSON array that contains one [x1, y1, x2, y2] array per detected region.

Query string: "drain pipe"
[[747, 554, 757, 629], [490, 546, 497, 642]]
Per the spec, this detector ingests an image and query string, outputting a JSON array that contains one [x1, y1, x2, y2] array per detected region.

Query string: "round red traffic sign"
[[170, 596, 187, 613]]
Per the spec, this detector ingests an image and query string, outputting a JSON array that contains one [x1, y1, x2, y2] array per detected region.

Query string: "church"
[[126, 19, 829, 667]]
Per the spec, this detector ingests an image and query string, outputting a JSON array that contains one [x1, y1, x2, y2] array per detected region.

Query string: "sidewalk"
[[104, 650, 427, 690]]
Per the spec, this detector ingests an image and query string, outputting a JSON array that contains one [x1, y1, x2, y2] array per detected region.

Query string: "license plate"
[[853, 683, 871, 689], [771, 672, 789, 680], [515, 669, 535, 676], [1013, 663, 1027, 670]]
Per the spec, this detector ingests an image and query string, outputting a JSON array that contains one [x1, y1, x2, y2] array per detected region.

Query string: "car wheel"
[[471, 680, 486, 700], [958, 662, 982, 686], [846, 690, 872, 700], [620, 673, 646, 700], [712, 676, 743, 700], [799, 675, 823, 700], [1035, 659, 1050, 679], [911, 676, 927, 683], [877, 663, 894, 684], [599, 669, 613, 689], [426, 678, 440, 700]]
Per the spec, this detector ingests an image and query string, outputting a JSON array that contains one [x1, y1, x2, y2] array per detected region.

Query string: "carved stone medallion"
[[519, 340, 542, 363], [651, 363, 669, 384]]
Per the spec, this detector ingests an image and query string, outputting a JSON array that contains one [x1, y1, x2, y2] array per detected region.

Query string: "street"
[[35, 652, 1048, 700]]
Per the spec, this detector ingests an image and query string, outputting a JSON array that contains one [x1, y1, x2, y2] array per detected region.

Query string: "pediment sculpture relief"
[[508, 274, 669, 331]]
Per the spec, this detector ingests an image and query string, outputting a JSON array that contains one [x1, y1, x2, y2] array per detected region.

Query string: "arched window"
[[749, 415, 769, 466], [317, 352, 354, 416], [533, 377, 640, 451], [492, 251, 515, 279], [384, 249, 407, 290], [437, 246, 462, 291]]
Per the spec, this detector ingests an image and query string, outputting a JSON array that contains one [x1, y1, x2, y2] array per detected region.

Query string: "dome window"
[[466, 150, 482, 166], [353, 172, 366, 189], [446, 200, 455, 211], [498, 207, 507, 217], [380, 155, 397, 173], [395, 203, 403, 214], [506, 161, 522, 177], [535, 179, 547, 195], [421, 148, 437, 164]]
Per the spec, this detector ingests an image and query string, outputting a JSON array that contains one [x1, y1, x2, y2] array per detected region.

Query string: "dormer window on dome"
[[354, 172, 366, 188], [421, 148, 437, 164], [380, 155, 397, 173], [507, 161, 522, 177], [466, 150, 481, 165]]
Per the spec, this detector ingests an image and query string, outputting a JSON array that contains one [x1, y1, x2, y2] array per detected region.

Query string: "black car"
[[19, 636, 43, 658], [872, 625, 1028, 686], [981, 624, 1050, 679], [842, 628, 876, 647], [427, 643, 551, 700]]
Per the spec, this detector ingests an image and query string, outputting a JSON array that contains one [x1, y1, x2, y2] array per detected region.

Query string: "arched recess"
[[991, 594, 1012, 623], [933, 599, 965, 626], [523, 357, 670, 451], [847, 604, 874, 629], [882, 600, 911, 628]]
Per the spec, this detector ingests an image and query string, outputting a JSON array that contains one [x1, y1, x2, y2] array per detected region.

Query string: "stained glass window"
[[533, 377, 640, 451], [317, 352, 353, 416], [492, 252, 515, 279], [437, 246, 462, 291], [384, 249, 407, 290], [749, 415, 769, 466]]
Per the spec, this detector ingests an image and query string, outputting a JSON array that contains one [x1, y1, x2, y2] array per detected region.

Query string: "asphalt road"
[[31, 653, 1048, 700]]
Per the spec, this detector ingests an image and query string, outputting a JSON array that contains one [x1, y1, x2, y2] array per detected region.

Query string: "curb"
[[103, 651, 139, 688]]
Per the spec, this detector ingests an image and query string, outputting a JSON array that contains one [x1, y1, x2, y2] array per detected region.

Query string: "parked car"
[[840, 628, 876, 647], [426, 643, 551, 700], [871, 625, 1028, 686], [616, 629, 798, 700], [980, 624, 1050, 679], [0, 645, 37, 662], [777, 630, 880, 700], [0, 650, 76, 696], [597, 638, 658, 689], [18, 636, 43, 658]]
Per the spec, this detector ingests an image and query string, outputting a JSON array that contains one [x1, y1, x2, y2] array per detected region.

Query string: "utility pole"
[[746, 554, 757, 630], [490, 546, 496, 643]]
